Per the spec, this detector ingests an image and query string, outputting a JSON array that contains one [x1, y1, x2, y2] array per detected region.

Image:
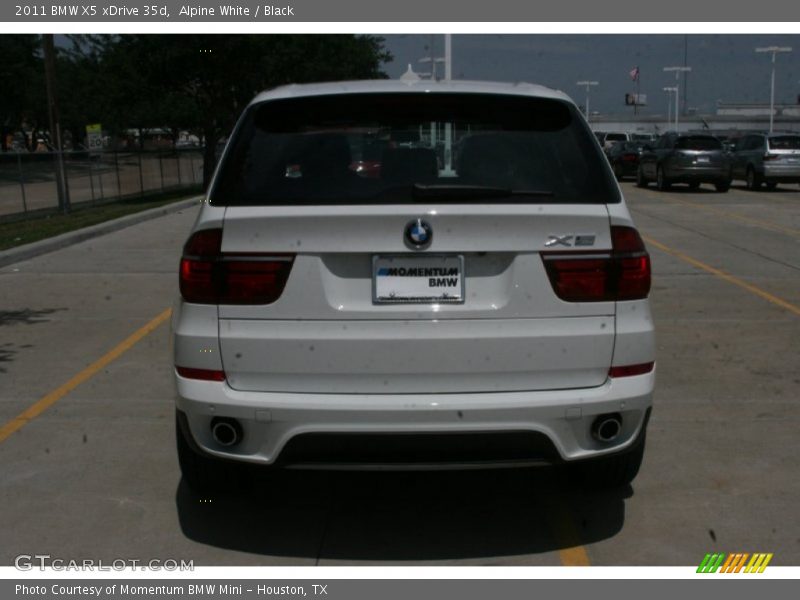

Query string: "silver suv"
[[731, 132, 800, 190], [172, 80, 655, 491]]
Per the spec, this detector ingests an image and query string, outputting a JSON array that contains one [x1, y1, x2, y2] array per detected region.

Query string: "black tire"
[[613, 163, 624, 182], [636, 165, 648, 187], [764, 182, 778, 191], [574, 434, 646, 489], [656, 166, 670, 191], [715, 181, 731, 193], [688, 182, 701, 190], [176, 411, 251, 493], [745, 167, 760, 190]]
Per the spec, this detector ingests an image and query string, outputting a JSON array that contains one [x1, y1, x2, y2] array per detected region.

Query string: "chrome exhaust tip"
[[211, 417, 243, 447], [591, 413, 622, 443]]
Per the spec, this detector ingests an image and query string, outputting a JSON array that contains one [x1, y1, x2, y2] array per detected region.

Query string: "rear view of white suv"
[[172, 80, 655, 491]]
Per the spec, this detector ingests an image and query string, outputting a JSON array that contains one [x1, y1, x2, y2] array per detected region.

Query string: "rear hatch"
[[205, 91, 625, 394], [674, 135, 727, 167], [767, 135, 800, 168]]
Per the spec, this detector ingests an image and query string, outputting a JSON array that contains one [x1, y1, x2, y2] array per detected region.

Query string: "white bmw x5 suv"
[[172, 80, 655, 491]]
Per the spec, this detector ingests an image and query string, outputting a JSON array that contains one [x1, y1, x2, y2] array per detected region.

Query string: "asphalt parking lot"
[[0, 181, 798, 566]]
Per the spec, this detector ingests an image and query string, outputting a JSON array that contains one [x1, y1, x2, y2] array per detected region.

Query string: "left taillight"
[[179, 228, 295, 305], [542, 225, 651, 302]]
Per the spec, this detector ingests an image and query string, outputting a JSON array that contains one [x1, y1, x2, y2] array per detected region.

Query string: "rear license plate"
[[373, 255, 464, 304]]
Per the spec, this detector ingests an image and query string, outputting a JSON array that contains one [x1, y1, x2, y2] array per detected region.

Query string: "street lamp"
[[755, 46, 792, 133], [576, 81, 599, 125], [663, 86, 678, 131], [663, 66, 692, 131]]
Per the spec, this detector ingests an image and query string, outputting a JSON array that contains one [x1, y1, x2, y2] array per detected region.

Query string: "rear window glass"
[[210, 93, 620, 206], [676, 136, 722, 150], [769, 136, 800, 150], [605, 133, 627, 142]]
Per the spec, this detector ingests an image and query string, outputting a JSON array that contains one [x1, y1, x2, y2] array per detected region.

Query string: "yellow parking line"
[[632, 184, 800, 237], [644, 236, 800, 317], [0, 308, 172, 444], [662, 195, 800, 238], [545, 496, 591, 566]]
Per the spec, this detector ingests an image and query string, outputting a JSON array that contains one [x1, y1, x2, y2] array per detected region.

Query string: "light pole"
[[663, 87, 677, 131], [755, 46, 792, 133], [576, 81, 599, 125], [663, 66, 691, 131]]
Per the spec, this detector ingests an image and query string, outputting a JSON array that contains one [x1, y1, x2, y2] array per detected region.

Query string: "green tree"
[[69, 34, 392, 186], [0, 35, 46, 151]]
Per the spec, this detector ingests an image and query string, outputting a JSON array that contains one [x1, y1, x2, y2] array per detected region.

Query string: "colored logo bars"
[[697, 553, 773, 573]]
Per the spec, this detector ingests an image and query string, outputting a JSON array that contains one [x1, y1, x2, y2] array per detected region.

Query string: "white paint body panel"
[[172, 80, 655, 467]]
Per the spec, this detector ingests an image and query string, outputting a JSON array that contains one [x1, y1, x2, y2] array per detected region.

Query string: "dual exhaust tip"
[[211, 417, 243, 447], [591, 413, 623, 444]]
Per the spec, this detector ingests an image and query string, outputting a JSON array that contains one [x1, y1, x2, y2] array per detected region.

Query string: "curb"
[[0, 196, 202, 268]]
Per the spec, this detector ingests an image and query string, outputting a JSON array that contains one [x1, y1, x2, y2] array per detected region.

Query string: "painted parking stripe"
[[543, 495, 591, 566], [650, 193, 800, 238], [0, 308, 172, 444], [644, 236, 800, 317]]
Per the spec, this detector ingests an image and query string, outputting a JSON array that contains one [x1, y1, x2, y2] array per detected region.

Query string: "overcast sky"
[[381, 35, 800, 116]]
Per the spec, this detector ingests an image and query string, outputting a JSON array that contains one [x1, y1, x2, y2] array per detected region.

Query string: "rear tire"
[[613, 163, 624, 182], [656, 166, 670, 191], [746, 167, 760, 190], [574, 434, 646, 489], [636, 166, 648, 187], [715, 181, 731, 193], [176, 411, 251, 493], [688, 182, 701, 190], [765, 182, 777, 191]]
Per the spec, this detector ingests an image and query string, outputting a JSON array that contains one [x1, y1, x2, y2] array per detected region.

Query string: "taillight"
[[622, 153, 638, 162], [609, 362, 654, 378], [176, 366, 226, 381], [763, 153, 779, 161], [179, 228, 294, 304], [542, 226, 651, 302]]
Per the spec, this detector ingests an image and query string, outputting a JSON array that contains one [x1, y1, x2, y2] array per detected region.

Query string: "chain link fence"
[[0, 149, 204, 219]]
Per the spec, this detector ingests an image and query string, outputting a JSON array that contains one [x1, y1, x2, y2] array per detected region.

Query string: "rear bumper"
[[174, 368, 655, 468], [666, 165, 730, 182], [763, 164, 800, 182]]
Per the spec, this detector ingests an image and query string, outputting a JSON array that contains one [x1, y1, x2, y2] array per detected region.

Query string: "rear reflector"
[[609, 362, 655, 378], [179, 228, 294, 305], [542, 225, 651, 302], [176, 366, 226, 381]]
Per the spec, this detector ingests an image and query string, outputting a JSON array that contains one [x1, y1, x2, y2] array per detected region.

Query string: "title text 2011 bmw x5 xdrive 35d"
[[172, 80, 655, 491]]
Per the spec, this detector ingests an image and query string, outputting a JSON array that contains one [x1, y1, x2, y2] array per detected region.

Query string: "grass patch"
[[0, 190, 200, 251]]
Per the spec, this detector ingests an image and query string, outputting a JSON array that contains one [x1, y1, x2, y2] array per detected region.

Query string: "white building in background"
[[588, 102, 800, 135]]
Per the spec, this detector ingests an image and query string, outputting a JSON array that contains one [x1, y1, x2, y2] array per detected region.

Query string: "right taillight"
[[179, 228, 295, 305], [542, 225, 651, 302]]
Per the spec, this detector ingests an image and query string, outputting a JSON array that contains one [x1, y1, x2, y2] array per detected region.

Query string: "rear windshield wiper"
[[411, 184, 554, 201]]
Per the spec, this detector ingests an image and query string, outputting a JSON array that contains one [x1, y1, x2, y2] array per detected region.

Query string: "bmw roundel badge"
[[404, 218, 433, 250]]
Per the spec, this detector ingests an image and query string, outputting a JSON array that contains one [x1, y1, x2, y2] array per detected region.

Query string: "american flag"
[[629, 66, 640, 82]]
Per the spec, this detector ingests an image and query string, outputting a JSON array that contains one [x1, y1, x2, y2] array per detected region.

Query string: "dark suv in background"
[[730, 132, 800, 190], [637, 133, 732, 192]]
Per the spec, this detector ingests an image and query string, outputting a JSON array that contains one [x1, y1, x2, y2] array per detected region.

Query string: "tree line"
[[0, 34, 392, 186]]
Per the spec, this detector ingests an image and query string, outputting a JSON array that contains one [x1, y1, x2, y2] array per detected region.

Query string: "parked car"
[[606, 141, 642, 181], [630, 133, 657, 143], [730, 132, 800, 190], [172, 80, 655, 492], [637, 133, 732, 192], [598, 131, 631, 152]]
